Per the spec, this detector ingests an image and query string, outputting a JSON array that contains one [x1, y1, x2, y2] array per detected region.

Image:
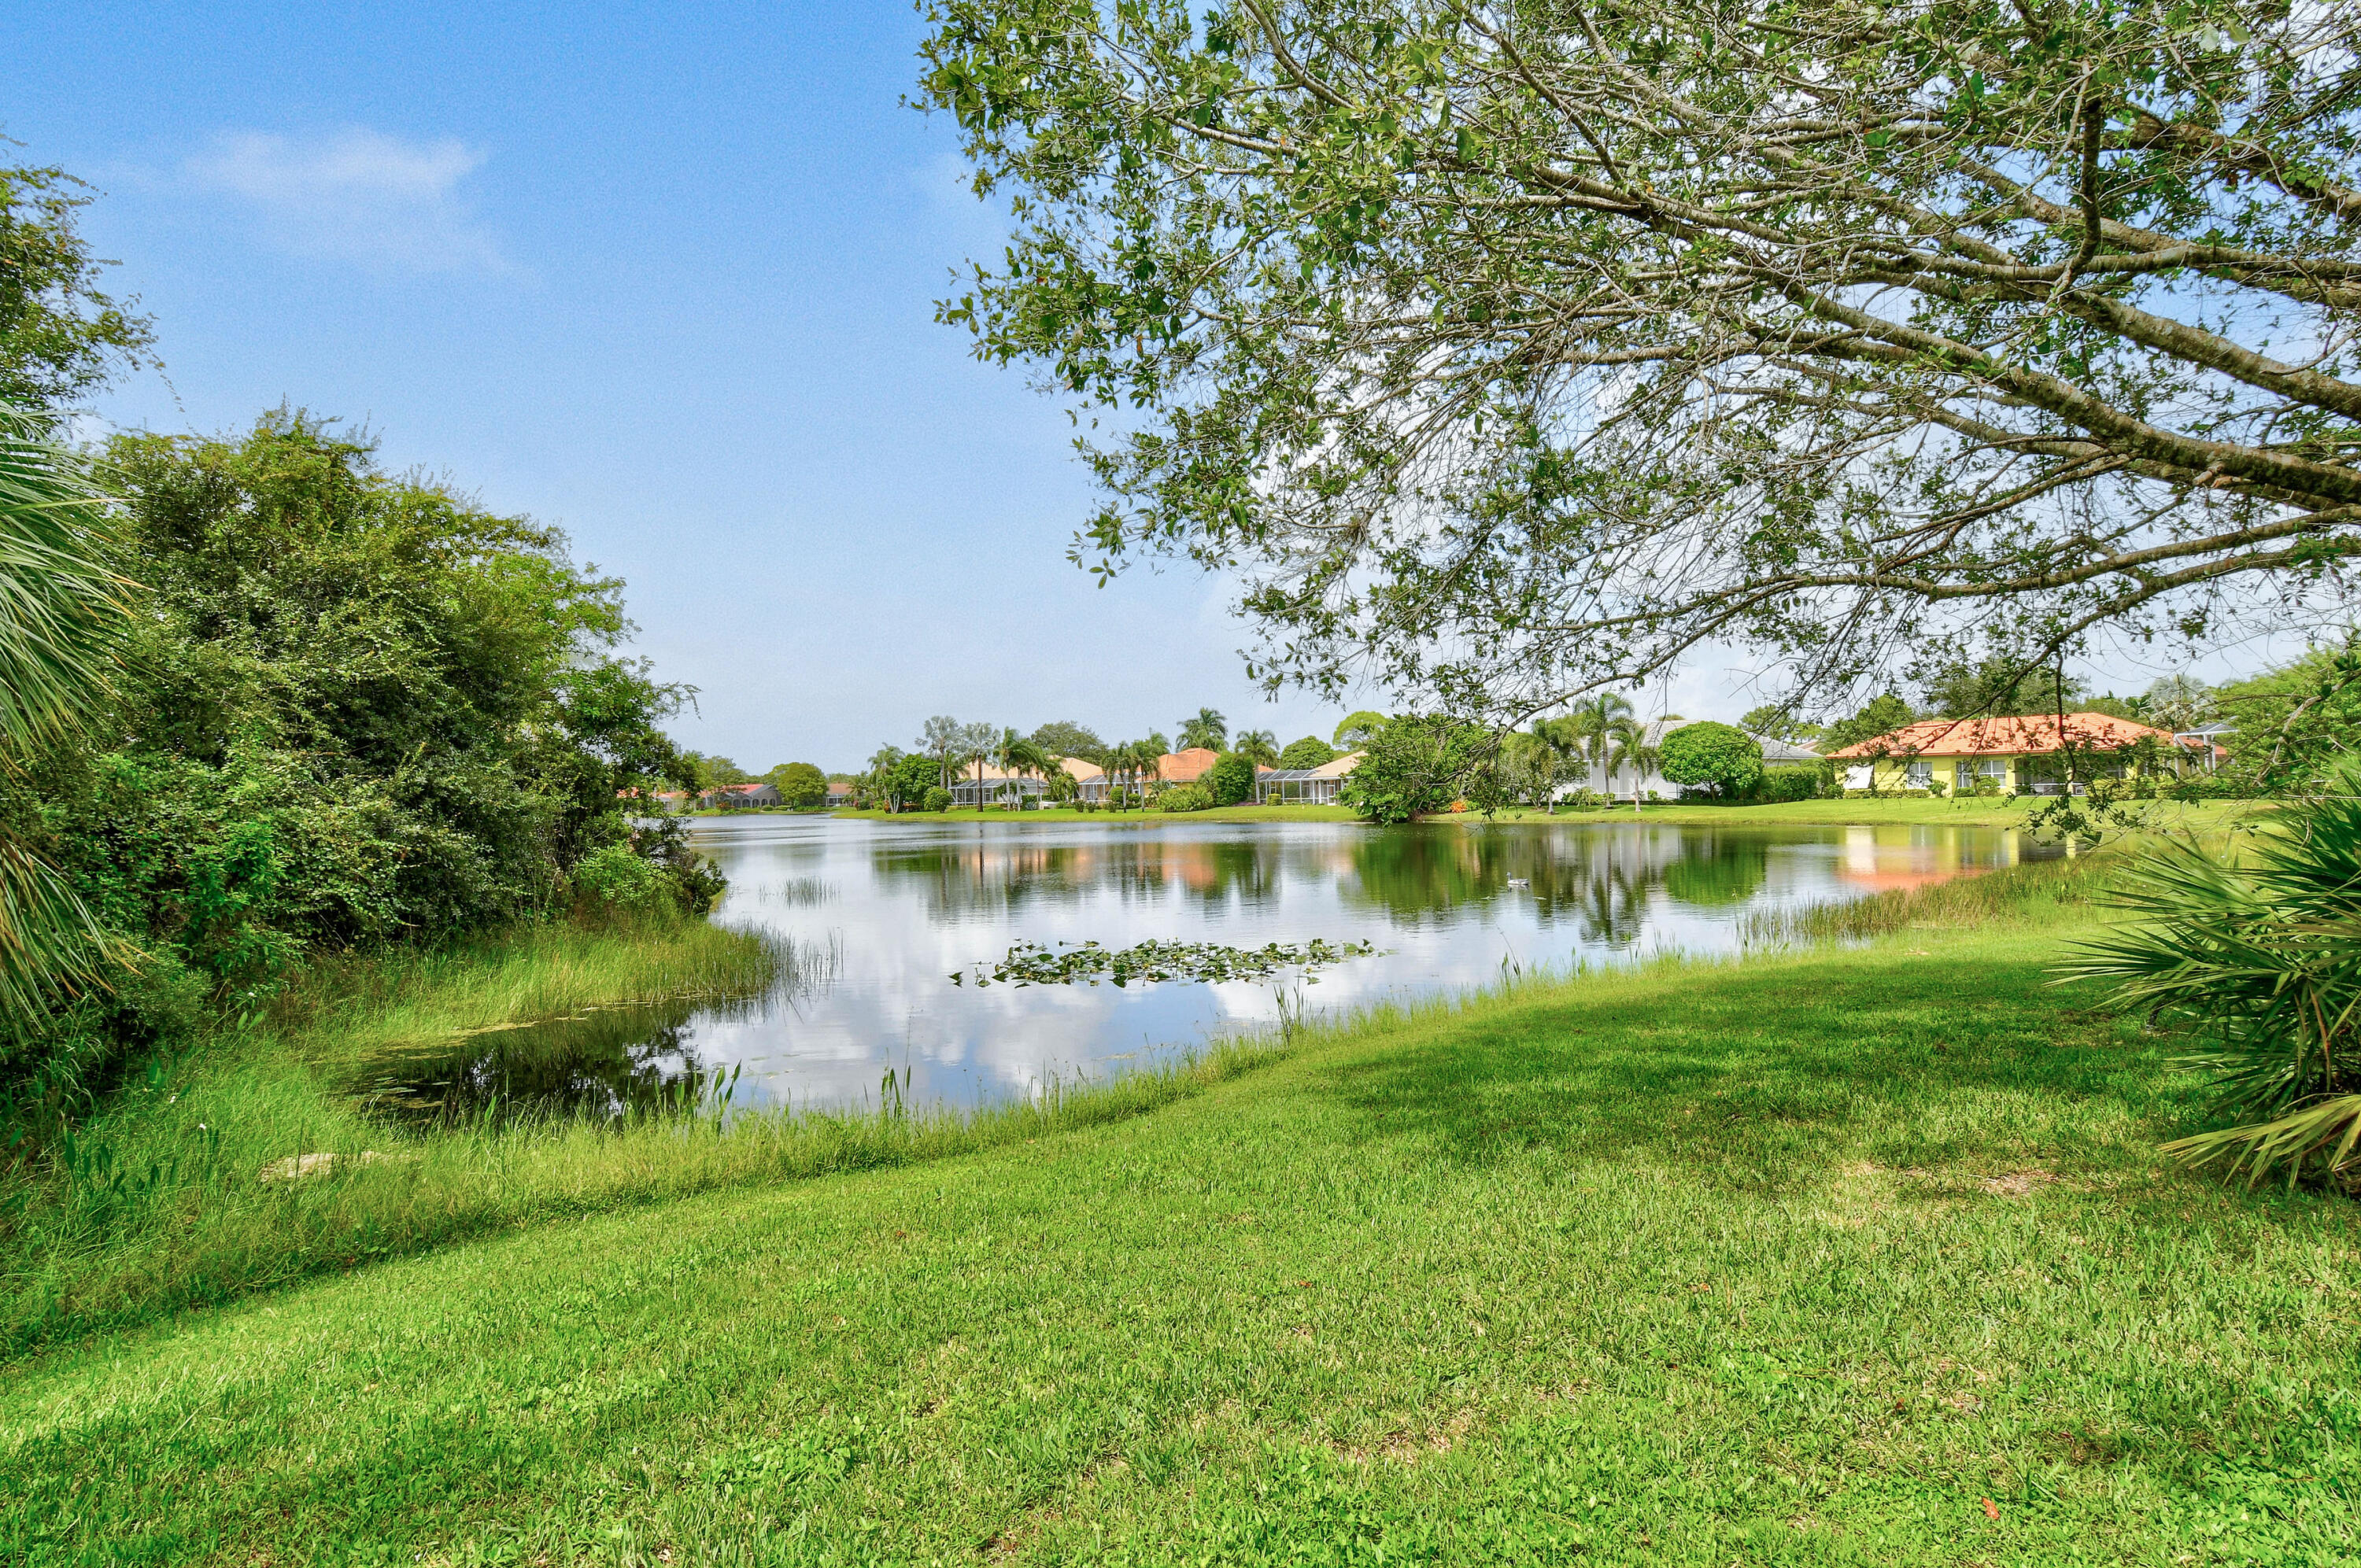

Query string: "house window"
[[1905, 760, 1933, 788]]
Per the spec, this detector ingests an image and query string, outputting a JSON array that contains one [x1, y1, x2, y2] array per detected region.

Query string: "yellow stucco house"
[[1826, 712, 2211, 795]]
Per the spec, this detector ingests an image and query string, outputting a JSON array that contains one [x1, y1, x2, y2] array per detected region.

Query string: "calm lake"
[[367, 815, 2052, 1124]]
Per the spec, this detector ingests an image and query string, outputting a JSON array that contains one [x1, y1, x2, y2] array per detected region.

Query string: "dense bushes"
[[1751, 766, 1825, 803], [1204, 751, 1256, 806], [2, 415, 711, 1098]]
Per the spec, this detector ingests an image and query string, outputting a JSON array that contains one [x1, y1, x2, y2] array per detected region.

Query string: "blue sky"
[[2, 1, 1375, 770], [3, 3, 2295, 767]]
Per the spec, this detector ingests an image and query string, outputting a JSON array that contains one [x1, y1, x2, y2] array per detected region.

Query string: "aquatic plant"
[[951, 936, 1376, 988]]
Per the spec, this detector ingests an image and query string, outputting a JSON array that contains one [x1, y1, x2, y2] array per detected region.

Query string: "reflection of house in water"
[[1834, 825, 2052, 893]]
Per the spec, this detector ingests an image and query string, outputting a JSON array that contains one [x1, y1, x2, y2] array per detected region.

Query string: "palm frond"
[[2162, 1095, 2361, 1190], [0, 400, 128, 1023], [0, 404, 127, 749]]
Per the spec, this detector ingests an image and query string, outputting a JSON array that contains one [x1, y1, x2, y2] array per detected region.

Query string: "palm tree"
[[0, 404, 125, 1021], [993, 729, 1054, 810], [1609, 718, 1661, 812], [1177, 707, 1227, 751], [1566, 692, 1635, 795], [1529, 717, 1586, 813], [1235, 729, 1279, 769]]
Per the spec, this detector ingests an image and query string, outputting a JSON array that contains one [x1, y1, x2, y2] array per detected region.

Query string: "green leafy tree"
[[0, 163, 154, 410], [1916, 659, 2086, 719], [1277, 735, 1337, 769], [1659, 723, 1766, 799], [1339, 715, 1487, 824], [1332, 711, 1390, 749], [763, 762, 827, 810], [15, 411, 710, 1094], [920, 716, 964, 790], [1821, 694, 1919, 754], [922, 2, 2361, 719], [1029, 719, 1105, 765], [1233, 729, 1279, 769], [684, 753, 750, 790], [1205, 751, 1257, 806], [1177, 707, 1227, 751]]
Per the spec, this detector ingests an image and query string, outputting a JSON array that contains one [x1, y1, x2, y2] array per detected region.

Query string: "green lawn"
[[5, 876, 2354, 1564]]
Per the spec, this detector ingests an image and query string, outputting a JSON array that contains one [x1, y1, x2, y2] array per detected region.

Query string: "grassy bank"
[[5, 857, 2355, 1563], [0, 917, 783, 1354]]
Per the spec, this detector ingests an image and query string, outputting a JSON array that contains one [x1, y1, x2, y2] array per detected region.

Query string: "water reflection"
[[365, 1002, 722, 1126], [358, 817, 2048, 1124]]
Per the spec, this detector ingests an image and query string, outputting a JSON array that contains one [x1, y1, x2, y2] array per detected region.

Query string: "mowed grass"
[[6, 884, 2356, 1564]]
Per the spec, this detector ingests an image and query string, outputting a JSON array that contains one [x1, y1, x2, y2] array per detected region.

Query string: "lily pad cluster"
[[951, 937, 1376, 988]]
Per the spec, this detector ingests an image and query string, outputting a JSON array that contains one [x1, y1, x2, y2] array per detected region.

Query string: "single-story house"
[[1157, 747, 1222, 785], [1062, 756, 1110, 802], [1826, 712, 2215, 794], [1254, 751, 1363, 805], [704, 780, 782, 809], [826, 780, 855, 809]]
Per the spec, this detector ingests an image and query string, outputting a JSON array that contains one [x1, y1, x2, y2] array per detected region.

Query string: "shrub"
[[1659, 722, 1764, 797], [1753, 766, 1823, 803], [1156, 784, 1214, 813], [573, 843, 668, 912], [1339, 714, 1487, 823], [922, 787, 951, 814], [1205, 751, 1257, 806], [2067, 765, 2361, 1188]]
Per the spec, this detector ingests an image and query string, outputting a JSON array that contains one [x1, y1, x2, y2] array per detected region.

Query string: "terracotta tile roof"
[[1827, 711, 2185, 758], [1156, 747, 1222, 782]]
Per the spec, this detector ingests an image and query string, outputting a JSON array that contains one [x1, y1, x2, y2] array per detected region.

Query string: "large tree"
[[922, 1, 2361, 721], [0, 161, 153, 411]]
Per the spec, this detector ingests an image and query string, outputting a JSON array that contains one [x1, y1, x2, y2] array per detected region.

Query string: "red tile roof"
[[1156, 747, 1222, 783], [1827, 712, 2185, 758]]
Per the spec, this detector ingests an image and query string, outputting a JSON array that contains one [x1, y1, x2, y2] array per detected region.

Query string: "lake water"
[[364, 815, 2052, 1124]]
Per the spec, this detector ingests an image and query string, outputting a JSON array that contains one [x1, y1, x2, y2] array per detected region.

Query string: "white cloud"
[[184, 127, 516, 275]]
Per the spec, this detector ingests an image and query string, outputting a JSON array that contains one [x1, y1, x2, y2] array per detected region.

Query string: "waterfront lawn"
[[6, 883, 2355, 1564]]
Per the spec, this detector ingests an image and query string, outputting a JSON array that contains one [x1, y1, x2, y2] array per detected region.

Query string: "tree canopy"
[[1029, 719, 1107, 763], [1658, 722, 1767, 796], [0, 161, 153, 410], [923, 0, 2361, 721], [1278, 734, 1338, 769]]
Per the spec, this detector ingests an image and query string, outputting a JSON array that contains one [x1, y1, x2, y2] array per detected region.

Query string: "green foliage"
[[1332, 711, 1389, 749], [571, 843, 667, 912], [0, 403, 123, 1027], [1027, 719, 1105, 764], [1205, 751, 1257, 806], [1658, 723, 1764, 798], [2189, 636, 2361, 797], [951, 936, 1376, 989], [1917, 657, 2085, 718], [0, 163, 154, 410], [683, 752, 750, 789], [922, 2, 2359, 718], [1753, 767, 1826, 805], [922, 786, 952, 814], [1339, 715, 1486, 824], [1278, 735, 1337, 769], [1176, 707, 1227, 751], [2067, 769, 2361, 1187], [1232, 728, 1280, 769], [1155, 782, 1214, 813], [6, 414, 711, 1092], [763, 762, 828, 810], [877, 754, 940, 811], [1820, 694, 1918, 753]]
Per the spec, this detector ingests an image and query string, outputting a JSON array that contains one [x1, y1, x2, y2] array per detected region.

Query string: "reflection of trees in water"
[[870, 835, 1288, 915], [870, 839, 1098, 917], [365, 1002, 715, 1127], [1660, 832, 1770, 907], [1343, 823, 1714, 934]]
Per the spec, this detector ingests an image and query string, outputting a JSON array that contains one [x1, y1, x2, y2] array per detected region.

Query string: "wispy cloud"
[[184, 127, 516, 275]]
